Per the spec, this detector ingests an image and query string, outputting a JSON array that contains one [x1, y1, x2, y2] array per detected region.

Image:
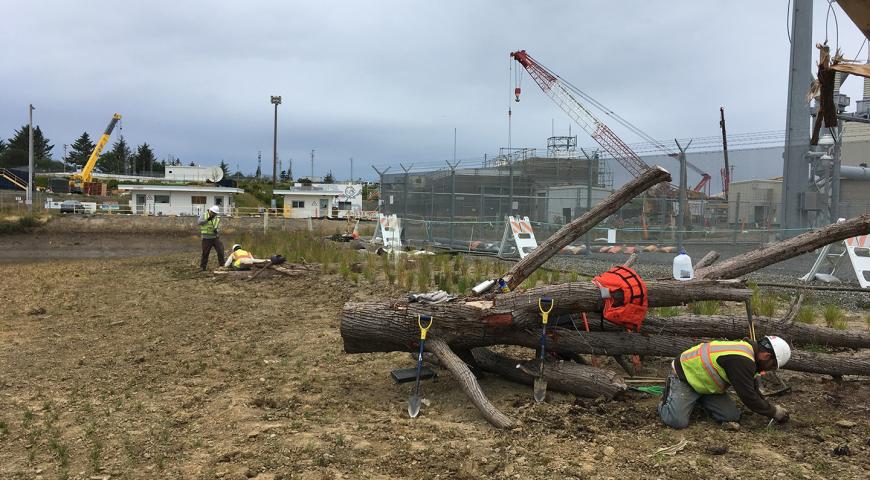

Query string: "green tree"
[[97, 136, 132, 174], [324, 171, 334, 183], [0, 139, 6, 157], [219, 160, 229, 176], [255, 163, 261, 179], [1, 125, 54, 169], [132, 143, 156, 174], [68, 131, 96, 170]]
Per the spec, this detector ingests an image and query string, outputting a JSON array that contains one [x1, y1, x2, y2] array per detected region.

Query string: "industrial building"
[[378, 137, 612, 224]]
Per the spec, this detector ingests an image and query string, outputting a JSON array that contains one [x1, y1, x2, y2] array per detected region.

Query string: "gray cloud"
[[2, 1, 865, 181]]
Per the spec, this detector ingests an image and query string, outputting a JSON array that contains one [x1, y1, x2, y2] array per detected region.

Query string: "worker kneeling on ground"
[[658, 335, 791, 429], [198, 205, 225, 271], [224, 244, 264, 270]]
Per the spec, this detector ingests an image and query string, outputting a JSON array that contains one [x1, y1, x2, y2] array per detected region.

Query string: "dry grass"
[[823, 305, 847, 330]]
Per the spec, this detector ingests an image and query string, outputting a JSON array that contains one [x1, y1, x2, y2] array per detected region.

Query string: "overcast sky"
[[2, 1, 866, 182]]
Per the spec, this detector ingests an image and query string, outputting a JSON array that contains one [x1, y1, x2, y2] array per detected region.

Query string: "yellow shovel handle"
[[418, 314, 433, 340]]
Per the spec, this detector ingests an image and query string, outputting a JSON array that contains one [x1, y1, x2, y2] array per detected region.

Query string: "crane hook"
[[514, 87, 521, 102]]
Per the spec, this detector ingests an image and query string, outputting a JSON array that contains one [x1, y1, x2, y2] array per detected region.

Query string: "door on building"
[[319, 198, 329, 217], [563, 207, 572, 225], [214, 196, 224, 213], [135, 194, 146, 214]]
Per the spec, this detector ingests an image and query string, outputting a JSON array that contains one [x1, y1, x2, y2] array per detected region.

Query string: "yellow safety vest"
[[679, 340, 755, 394], [232, 249, 253, 269], [200, 214, 220, 238]]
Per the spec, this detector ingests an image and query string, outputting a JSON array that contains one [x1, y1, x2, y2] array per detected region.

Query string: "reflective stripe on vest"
[[232, 249, 253, 268], [679, 340, 755, 394], [201, 215, 220, 237]]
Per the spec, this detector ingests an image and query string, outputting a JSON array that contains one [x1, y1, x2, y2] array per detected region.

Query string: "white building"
[[118, 184, 243, 216], [275, 183, 363, 219], [727, 179, 782, 225]]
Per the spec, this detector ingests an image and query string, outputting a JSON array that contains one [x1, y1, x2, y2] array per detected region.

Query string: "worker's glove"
[[772, 404, 790, 423]]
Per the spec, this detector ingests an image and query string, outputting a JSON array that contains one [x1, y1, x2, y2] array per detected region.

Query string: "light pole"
[[27, 104, 34, 211], [270, 95, 282, 190]]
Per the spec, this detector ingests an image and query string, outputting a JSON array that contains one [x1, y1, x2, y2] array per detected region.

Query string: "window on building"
[[292, 200, 305, 208], [192, 196, 207, 205], [154, 195, 170, 203], [337, 201, 352, 210]]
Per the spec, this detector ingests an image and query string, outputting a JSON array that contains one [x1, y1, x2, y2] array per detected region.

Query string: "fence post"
[[733, 192, 741, 243]]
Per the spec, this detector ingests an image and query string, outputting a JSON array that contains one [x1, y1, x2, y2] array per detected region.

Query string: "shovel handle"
[[418, 314, 433, 340], [538, 297, 554, 325]]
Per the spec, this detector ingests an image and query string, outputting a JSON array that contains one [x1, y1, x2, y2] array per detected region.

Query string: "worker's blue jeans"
[[658, 374, 741, 429]]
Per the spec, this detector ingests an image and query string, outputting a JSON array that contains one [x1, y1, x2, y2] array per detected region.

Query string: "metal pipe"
[[840, 165, 870, 181]]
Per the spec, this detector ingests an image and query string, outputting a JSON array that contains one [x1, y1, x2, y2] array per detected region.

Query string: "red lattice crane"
[[511, 50, 712, 196]]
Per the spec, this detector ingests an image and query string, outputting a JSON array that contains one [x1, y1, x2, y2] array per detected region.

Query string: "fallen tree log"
[[570, 313, 870, 350], [494, 329, 870, 377], [469, 348, 627, 399], [341, 279, 750, 354], [504, 166, 671, 290], [695, 213, 870, 280]]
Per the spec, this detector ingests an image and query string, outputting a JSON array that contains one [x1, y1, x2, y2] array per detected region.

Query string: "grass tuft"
[[795, 305, 816, 324], [690, 300, 720, 315], [823, 305, 847, 330]]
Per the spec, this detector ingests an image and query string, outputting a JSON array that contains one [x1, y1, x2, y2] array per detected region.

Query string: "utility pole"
[[781, 0, 813, 235], [350, 157, 353, 183], [257, 151, 262, 179], [310, 149, 315, 180], [63, 144, 68, 173], [288, 158, 293, 181], [719, 107, 730, 201], [446, 159, 461, 246], [27, 104, 34, 211], [270, 95, 282, 189]]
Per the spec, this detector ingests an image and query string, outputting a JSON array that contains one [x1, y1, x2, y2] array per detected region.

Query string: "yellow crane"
[[69, 113, 122, 193]]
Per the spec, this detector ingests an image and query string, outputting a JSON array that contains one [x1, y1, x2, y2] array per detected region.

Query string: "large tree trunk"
[[341, 279, 750, 354], [567, 313, 870, 350], [504, 166, 671, 290], [695, 213, 870, 280], [474, 348, 627, 399]]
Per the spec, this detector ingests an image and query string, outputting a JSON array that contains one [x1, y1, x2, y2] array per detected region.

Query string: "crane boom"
[[510, 50, 652, 178], [70, 113, 122, 191], [511, 50, 713, 195]]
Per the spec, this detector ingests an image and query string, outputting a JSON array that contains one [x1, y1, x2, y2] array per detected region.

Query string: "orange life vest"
[[593, 266, 649, 332]]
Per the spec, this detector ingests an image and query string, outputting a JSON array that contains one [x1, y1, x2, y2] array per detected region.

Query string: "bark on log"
[[341, 279, 750, 354], [494, 329, 870, 377], [426, 337, 514, 428], [693, 251, 720, 269], [574, 313, 870, 350], [695, 213, 870, 280], [504, 166, 671, 290], [470, 348, 627, 399]]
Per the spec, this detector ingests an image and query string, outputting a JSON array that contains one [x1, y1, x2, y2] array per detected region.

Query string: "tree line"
[[0, 124, 184, 175]]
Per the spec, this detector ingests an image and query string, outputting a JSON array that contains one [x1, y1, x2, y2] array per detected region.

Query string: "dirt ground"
[[1, 234, 868, 480]]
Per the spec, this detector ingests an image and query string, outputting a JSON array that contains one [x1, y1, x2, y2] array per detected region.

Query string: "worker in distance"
[[198, 205, 225, 271], [658, 335, 792, 429]]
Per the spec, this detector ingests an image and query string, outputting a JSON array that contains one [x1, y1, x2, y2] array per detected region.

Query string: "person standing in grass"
[[198, 205, 225, 271]]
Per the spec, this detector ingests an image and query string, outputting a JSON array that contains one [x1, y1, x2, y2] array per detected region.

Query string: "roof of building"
[[275, 184, 361, 197], [117, 184, 243, 193]]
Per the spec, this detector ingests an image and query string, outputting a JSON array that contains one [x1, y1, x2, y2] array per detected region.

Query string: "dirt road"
[[0, 247, 867, 479]]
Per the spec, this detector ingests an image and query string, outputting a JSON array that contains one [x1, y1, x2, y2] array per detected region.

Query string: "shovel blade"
[[533, 377, 547, 403], [408, 394, 422, 418]]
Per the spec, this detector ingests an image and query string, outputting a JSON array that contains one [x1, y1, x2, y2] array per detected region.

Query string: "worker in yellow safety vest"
[[658, 336, 791, 429], [224, 244, 261, 270], [198, 205, 226, 271]]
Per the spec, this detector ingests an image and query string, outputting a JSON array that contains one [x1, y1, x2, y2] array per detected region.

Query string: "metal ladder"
[[801, 241, 848, 283]]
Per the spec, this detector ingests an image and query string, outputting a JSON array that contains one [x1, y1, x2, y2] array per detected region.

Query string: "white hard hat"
[[209, 205, 220, 214], [763, 335, 791, 369], [232, 243, 241, 251]]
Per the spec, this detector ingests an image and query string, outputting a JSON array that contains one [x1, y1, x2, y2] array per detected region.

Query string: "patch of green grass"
[[0, 419, 7, 438], [865, 312, 870, 328], [823, 304, 847, 330], [652, 306, 681, 317], [795, 305, 816, 324], [690, 300, 720, 315], [0, 215, 40, 234], [750, 284, 777, 317]]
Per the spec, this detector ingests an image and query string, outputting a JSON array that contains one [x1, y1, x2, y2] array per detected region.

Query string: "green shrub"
[[795, 305, 816, 324], [751, 286, 776, 317], [823, 305, 847, 330]]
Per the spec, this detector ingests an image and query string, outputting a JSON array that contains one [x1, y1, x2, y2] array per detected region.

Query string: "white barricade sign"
[[373, 214, 402, 250], [845, 234, 870, 289], [499, 215, 538, 259]]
